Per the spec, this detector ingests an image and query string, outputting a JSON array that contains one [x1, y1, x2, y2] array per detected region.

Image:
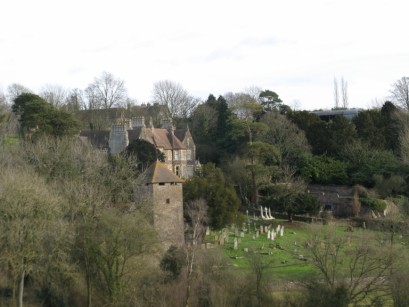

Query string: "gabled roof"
[[140, 161, 184, 184], [129, 127, 185, 150]]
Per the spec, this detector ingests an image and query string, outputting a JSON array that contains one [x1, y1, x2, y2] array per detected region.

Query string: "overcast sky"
[[1, 0, 408, 110]]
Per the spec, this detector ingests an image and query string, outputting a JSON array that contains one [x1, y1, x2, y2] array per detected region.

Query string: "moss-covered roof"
[[140, 161, 184, 184]]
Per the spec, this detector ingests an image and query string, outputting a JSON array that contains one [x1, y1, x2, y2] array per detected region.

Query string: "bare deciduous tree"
[[6, 83, 31, 104], [390, 77, 409, 110], [244, 86, 263, 103], [341, 77, 349, 108], [305, 226, 395, 306], [334, 77, 349, 109], [224, 91, 257, 112], [152, 80, 199, 118], [39, 84, 69, 108], [334, 78, 339, 109], [66, 88, 85, 111], [0, 168, 63, 307], [184, 199, 208, 307], [260, 111, 310, 165], [85, 72, 128, 110]]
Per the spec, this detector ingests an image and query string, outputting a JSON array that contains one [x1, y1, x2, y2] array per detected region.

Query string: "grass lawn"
[[205, 219, 318, 281], [205, 218, 407, 283]]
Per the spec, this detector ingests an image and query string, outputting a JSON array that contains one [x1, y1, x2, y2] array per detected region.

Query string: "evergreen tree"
[[184, 163, 240, 229]]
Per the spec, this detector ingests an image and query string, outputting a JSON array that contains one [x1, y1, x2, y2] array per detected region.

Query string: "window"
[[186, 150, 192, 160], [174, 150, 180, 160], [175, 166, 180, 176], [159, 182, 165, 186], [166, 198, 170, 204]]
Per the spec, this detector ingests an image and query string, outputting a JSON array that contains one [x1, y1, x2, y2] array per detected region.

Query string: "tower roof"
[[140, 161, 184, 184]]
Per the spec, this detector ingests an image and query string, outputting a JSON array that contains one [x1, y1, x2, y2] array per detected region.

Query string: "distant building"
[[311, 108, 360, 121], [136, 161, 185, 249], [80, 116, 198, 179]]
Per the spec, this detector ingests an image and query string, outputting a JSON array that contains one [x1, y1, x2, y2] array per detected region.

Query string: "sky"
[[1, 0, 408, 111]]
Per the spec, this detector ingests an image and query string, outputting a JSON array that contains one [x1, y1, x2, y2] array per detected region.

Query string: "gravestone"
[[233, 238, 238, 250]]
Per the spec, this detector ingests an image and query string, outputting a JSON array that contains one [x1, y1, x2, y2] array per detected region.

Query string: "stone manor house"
[[80, 114, 195, 248], [80, 116, 198, 179]]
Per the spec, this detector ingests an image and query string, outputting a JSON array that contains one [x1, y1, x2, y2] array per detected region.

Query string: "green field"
[[205, 218, 406, 283]]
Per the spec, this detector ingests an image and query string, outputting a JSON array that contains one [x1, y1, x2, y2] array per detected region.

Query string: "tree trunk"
[[288, 212, 293, 223], [18, 270, 25, 307]]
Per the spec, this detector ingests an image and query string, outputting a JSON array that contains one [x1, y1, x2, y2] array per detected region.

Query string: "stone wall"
[[142, 183, 185, 249]]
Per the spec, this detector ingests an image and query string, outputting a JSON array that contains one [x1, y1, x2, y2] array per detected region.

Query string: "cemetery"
[[204, 216, 409, 285]]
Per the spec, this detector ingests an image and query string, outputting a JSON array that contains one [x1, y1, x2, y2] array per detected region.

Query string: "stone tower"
[[137, 161, 185, 249], [108, 124, 129, 154]]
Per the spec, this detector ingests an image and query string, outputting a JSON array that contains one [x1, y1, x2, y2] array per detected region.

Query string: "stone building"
[[80, 116, 198, 178], [137, 161, 185, 249]]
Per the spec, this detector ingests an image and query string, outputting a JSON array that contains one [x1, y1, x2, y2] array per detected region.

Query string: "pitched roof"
[[140, 161, 184, 184], [129, 127, 186, 150]]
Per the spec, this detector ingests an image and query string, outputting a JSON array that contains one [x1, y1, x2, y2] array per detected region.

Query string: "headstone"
[[267, 230, 271, 239], [276, 225, 281, 233], [256, 230, 259, 238], [240, 231, 245, 238], [268, 207, 274, 219], [233, 238, 238, 250], [271, 231, 275, 241], [260, 225, 264, 233], [252, 235, 256, 240], [264, 226, 268, 233], [362, 221, 366, 229], [280, 226, 284, 237], [260, 206, 265, 219], [238, 238, 241, 244], [206, 227, 210, 236], [244, 247, 249, 252]]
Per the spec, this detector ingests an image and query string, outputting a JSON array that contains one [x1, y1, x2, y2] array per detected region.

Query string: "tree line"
[[2, 76, 409, 305]]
